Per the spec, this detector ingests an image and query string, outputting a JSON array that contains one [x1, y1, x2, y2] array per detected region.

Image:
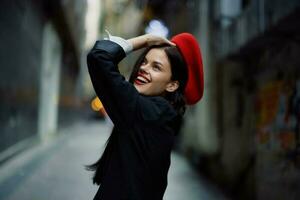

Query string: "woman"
[[86, 32, 203, 200]]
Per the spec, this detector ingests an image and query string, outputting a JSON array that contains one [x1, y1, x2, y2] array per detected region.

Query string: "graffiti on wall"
[[255, 78, 300, 198], [256, 80, 300, 153]]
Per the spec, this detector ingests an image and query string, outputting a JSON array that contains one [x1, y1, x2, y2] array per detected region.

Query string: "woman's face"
[[133, 48, 179, 96]]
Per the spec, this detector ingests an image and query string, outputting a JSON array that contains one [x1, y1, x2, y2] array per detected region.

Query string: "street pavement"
[[0, 120, 228, 200]]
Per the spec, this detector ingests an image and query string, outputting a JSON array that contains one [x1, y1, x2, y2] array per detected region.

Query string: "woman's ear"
[[166, 81, 179, 92]]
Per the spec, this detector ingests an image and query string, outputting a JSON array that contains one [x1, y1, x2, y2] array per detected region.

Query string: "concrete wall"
[[0, 0, 90, 164], [180, 0, 219, 157], [253, 41, 300, 199], [0, 0, 44, 156], [205, 0, 300, 199], [176, 0, 300, 199], [38, 22, 62, 142], [217, 38, 300, 199]]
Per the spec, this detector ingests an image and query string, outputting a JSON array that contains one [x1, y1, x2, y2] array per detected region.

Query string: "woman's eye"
[[141, 59, 147, 65], [153, 65, 161, 71]]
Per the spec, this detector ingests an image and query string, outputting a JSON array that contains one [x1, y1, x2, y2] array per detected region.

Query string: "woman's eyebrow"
[[153, 61, 163, 66]]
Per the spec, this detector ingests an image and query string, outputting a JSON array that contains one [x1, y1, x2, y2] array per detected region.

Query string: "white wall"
[[38, 23, 62, 142]]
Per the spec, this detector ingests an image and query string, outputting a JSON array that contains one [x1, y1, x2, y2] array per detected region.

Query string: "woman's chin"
[[134, 84, 149, 95], [134, 84, 143, 93]]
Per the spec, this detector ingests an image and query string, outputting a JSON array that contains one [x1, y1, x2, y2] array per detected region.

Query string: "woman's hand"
[[144, 34, 176, 46], [128, 34, 176, 51]]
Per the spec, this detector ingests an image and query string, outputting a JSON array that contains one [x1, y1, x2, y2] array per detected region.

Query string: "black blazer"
[[87, 40, 178, 200]]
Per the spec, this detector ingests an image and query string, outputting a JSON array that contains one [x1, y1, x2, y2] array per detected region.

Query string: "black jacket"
[[87, 40, 178, 200]]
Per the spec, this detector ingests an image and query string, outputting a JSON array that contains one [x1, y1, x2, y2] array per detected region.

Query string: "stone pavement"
[[0, 120, 228, 200]]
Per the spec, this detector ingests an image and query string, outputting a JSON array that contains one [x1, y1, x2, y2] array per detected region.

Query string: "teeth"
[[137, 76, 149, 83]]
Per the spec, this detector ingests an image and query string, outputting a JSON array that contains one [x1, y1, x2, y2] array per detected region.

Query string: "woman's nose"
[[140, 64, 150, 73]]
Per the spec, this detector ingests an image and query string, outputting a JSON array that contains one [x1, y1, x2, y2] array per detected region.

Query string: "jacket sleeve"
[[87, 40, 139, 127]]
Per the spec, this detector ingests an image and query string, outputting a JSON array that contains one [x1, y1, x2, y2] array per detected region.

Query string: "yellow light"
[[91, 97, 103, 111]]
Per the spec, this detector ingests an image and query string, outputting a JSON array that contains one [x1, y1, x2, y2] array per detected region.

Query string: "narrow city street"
[[0, 120, 228, 200]]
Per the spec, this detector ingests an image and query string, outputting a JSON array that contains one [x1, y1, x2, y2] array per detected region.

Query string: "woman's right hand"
[[128, 34, 176, 51]]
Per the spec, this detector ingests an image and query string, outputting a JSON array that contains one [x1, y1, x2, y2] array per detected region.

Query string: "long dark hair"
[[129, 45, 188, 116], [86, 45, 188, 185]]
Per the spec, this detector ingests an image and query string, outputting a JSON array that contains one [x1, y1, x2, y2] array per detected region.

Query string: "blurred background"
[[0, 0, 300, 199]]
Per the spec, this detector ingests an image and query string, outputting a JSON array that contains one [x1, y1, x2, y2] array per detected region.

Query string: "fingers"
[[166, 40, 176, 46], [129, 34, 176, 51], [147, 34, 176, 47], [160, 37, 176, 46]]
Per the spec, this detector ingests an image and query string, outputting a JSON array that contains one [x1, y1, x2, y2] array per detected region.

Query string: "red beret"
[[171, 33, 204, 105]]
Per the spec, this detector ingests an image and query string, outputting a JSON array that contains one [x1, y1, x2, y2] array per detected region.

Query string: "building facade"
[[0, 0, 91, 164], [183, 0, 300, 199]]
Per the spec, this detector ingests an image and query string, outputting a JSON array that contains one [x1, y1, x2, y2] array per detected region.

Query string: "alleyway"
[[0, 120, 228, 200]]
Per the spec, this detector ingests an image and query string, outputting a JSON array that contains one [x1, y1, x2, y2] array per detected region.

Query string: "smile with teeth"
[[134, 73, 151, 85]]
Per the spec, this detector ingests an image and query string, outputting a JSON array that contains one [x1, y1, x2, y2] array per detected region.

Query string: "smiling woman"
[[133, 47, 178, 96], [129, 44, 189, 115], [86, 33, 203, 200]]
